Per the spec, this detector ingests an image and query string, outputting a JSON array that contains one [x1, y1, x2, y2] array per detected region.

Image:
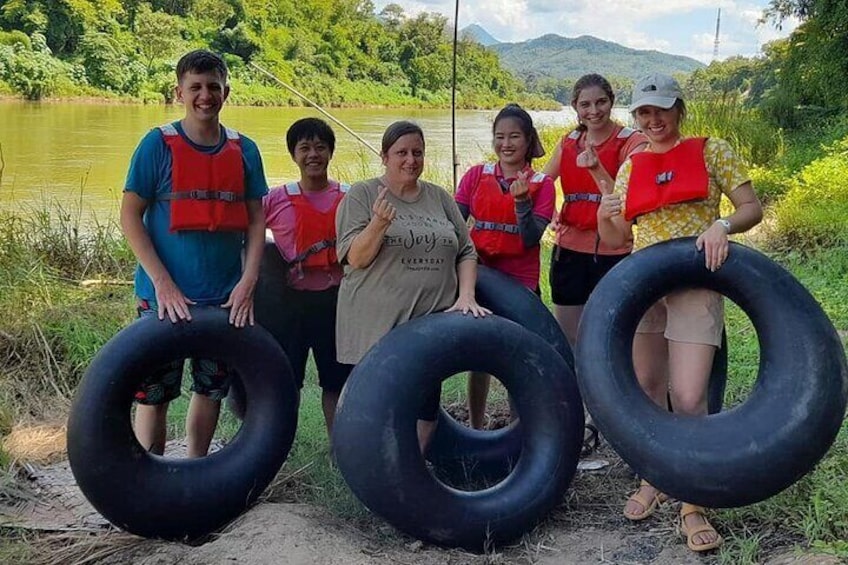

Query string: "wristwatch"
[[716, 218, 732, 233]]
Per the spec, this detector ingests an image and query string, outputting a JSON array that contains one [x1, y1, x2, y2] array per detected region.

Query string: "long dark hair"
[[493, 103, 545, 164]]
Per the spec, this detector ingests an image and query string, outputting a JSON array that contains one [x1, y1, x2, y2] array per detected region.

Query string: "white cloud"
[[374, 0, 796, 59]]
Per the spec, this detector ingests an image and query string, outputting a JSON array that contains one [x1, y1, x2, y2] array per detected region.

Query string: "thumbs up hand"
[[597, 180, 622, 219]]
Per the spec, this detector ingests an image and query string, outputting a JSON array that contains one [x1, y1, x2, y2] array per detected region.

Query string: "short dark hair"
[[176, 50, 228, 83], [493, 103, 545, 163], [381, 121, 425, 155], [286, 118, 336, 156]]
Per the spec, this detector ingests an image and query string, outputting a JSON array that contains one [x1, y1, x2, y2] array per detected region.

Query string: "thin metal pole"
[[451, 0, 460, 192], [249, 62, 380, 157]]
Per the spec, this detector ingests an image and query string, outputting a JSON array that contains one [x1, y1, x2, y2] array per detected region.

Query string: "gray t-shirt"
[[335, 177, 477, 364]]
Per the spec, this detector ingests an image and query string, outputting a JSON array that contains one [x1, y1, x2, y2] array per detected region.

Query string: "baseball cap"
[[629, 73, 683, 111]]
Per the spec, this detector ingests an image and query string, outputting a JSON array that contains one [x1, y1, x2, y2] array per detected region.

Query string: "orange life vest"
[[559, 126, 637, 230], [470, 163, 546, 260], [625, 137, 709, 221], [285, 181, 349, 270], [158, 123, 248, 232]]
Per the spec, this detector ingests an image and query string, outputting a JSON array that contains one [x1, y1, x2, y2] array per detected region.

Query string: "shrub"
[[748, 165, 792, 203], [0, 44, 59, 100], [0, 30, 31, 50], [773, 137, 848, 248]]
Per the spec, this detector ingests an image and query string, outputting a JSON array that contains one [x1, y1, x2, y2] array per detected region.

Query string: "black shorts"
[[549, 246, 629, 306], [279, 287, 351, 393]]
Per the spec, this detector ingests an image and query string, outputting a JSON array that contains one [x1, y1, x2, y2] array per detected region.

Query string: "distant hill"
[[491, 33, 705, 81], [460, 24, 500, 47]]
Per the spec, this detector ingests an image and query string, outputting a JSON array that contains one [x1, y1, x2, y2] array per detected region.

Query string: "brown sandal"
[[680, 503, 723, 552], [623, 479, 668, 521]]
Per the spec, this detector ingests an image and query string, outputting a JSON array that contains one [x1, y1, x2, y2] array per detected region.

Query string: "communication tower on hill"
[[713, 8, 721, 61]]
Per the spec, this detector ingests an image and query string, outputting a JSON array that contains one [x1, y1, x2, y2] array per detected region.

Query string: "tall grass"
[[0, 202, 133, 426], [683, 99, 784, 167]]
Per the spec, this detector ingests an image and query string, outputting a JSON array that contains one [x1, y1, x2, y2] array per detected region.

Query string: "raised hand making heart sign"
[[509, 170, 532, 202], [576, 142, 600, 171]]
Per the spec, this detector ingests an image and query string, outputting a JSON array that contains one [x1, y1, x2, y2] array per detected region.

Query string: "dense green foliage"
[[0, 0, 555, 108]]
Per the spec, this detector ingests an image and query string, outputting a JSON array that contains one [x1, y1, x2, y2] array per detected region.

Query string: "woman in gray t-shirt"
[[335, 121, 490, 451]]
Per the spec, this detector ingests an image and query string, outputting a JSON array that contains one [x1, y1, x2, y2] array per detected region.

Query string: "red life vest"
[[285, 181, 349, 270], [470, 163, 546, 260], [625, 138, 709, 221], [158, 123, 248, 232], [559, 126, 637, 230]]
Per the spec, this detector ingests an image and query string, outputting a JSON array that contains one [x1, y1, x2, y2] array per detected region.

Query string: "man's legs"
[[134, 403, 168, 455], [186, 393, 221, 458]]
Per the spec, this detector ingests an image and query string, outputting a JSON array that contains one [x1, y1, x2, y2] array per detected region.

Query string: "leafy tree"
[[0, 40, 58, 99], [135, 5, 184, 71], [762, 0, 848, 109], [378, 3, 404, 29], [77, 31, 130, 91], [212, 22, 260, 61]]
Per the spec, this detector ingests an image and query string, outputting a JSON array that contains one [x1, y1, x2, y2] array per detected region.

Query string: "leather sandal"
[[680, 502, 723, 552], [623, 479, 668, 521], [580, 423, 600, 457]]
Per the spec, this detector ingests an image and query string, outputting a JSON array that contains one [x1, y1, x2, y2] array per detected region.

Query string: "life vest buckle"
[[655, 171, 674, 185]]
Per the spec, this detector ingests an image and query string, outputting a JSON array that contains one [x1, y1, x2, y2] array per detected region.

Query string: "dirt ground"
[[2, 433, 837, 565]]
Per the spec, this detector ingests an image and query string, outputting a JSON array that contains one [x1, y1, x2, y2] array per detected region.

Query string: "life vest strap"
[[564, 193, 602, 203], [291, 239, 336, 263], [158, 190, 245, 203], [474, 220, 519, 234]]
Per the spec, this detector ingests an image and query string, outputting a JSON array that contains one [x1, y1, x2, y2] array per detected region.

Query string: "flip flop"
[[623, 479, 668, 521], [680, 503, 724, 552], [580, 422, 600, 458]]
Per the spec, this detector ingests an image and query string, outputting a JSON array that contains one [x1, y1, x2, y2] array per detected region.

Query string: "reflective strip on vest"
[[474, 220, 519, 234], [159, 123, 178, 136], [564, 193, 602, 203], [158, 190, 244, 202]]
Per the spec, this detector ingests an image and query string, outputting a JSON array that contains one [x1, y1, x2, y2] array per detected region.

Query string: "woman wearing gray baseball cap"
[[596, 73, 763, 553]]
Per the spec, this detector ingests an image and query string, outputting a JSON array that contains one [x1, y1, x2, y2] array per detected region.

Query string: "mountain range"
[[460, 25, 705, 82]]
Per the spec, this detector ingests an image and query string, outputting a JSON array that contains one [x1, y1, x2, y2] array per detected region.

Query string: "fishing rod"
[[249, 62, 381, 157]]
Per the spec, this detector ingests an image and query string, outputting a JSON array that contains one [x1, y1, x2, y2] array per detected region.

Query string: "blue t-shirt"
[[124, 121, 268, 305]]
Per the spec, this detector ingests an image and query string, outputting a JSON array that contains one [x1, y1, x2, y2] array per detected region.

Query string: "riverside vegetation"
[[0, 0, 555, 109], [1, 99, 847, 562]]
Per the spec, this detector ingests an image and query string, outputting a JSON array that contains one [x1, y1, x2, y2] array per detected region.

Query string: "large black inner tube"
[[577, 238, 847, 508], [426, 265, 573, 480], [67, 307, 299, 540], [333, 313, 583, 550]]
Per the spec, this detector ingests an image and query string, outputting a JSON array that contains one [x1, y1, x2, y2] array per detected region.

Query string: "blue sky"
[[373, 0, 799, 63]]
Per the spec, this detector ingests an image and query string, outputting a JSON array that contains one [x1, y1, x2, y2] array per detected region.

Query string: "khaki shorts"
[[636, 289, 724, 347]]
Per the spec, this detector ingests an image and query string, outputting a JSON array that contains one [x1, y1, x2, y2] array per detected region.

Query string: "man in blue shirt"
[[120, 49, 268, 457]]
